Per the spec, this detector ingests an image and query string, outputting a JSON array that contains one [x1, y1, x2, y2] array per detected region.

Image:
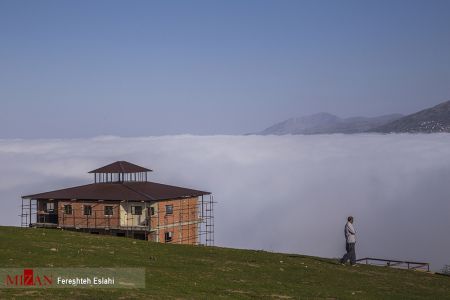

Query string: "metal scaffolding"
[[199, 194, 215, 246], [20, 198, 37, 228]]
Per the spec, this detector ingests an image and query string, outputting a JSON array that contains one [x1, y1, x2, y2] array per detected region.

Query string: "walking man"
[[340, 216, 357, 266]]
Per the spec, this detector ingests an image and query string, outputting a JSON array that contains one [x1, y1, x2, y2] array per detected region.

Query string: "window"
[[131, 206, 142, 215], [84, 205, 92, 216], [164, 231, 173, 243], [45, 202, 54, 213], [150, 207, 155, 215], [64, 205, 72, 215], [165, 204, 173, 215], [104, 206, 114, 216]]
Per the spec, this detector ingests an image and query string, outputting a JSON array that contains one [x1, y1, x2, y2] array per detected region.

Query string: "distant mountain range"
[[259, 113, 404, 135], [369, 100, 450, 133], [258, 100, 450, 135]]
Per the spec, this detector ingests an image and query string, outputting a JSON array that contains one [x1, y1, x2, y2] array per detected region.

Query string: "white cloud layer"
[[1, 134, 450, 270]]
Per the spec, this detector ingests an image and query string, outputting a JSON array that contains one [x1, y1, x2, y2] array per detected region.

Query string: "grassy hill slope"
[[0, 226, 449, 299]]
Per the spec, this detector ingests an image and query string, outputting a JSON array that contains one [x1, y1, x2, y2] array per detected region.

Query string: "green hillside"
[[0, 226, 449, 299]]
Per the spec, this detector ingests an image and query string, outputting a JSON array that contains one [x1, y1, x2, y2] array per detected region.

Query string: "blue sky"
[[1, 0, 449, 137]]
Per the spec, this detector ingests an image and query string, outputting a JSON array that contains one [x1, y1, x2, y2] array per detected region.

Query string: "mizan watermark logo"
[[1, 268, 145, 289], [5, 269, 53, 287]]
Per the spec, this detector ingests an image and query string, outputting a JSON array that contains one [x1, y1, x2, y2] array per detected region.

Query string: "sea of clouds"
[[1, 134, 449, 270]]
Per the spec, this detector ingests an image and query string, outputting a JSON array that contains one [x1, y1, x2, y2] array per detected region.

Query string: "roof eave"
[[21, 193, 211, 202]]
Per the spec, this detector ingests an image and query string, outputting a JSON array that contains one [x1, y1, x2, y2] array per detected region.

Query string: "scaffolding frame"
[[20, 194, 215, 246], [199, 194, 215, 246], [20, 198, 37, 227]]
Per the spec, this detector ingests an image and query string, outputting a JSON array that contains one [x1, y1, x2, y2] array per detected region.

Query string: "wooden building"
[[21, 161, 214, 245]]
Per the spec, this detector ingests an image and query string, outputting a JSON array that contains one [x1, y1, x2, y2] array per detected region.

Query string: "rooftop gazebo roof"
[[88, 161, 152, 174]]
